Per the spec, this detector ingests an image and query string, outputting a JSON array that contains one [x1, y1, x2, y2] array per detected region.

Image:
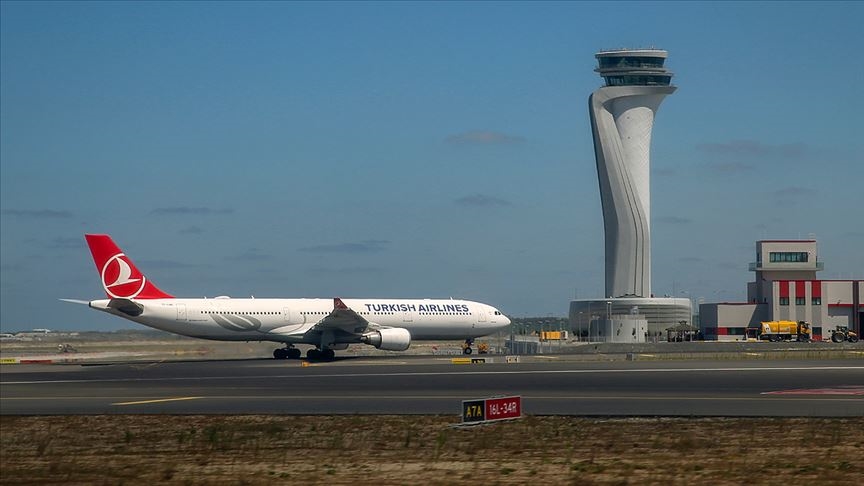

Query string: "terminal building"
[[699, 239, 863, 341], [569, 48, 690, 341]]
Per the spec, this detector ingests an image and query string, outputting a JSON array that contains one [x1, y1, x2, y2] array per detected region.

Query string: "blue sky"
[[2, 1, 862, 331]]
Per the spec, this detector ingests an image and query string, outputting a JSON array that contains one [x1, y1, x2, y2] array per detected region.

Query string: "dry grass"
[[1, 415, 862, 485]]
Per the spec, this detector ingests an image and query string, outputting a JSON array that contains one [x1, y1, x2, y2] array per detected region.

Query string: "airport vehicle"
[[745, 320, 812, 342], [539, 330, 569, 341], [830, 326, 859, 343], [461, 341, 489, 355], [63, 234, 511, 359]]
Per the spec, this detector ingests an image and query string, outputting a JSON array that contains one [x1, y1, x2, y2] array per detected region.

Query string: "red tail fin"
[[84, 234, 173, 299]]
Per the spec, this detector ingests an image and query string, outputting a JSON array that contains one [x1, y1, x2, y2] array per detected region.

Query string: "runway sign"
[[461, 395, 521, 424], [451, 357, 486, 364]]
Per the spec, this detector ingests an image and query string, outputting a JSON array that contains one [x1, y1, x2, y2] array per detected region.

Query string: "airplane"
[[63, 234, 511, 360]]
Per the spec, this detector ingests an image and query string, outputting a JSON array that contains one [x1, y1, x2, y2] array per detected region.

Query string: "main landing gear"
[[273, 346, 336, 361], [461, 338, 475, 355], [273, 346, 301, 360], [306, 348, 335, 360]]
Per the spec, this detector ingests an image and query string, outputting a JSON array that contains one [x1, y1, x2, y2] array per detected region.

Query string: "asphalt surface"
[[1, 356, 862, 416]]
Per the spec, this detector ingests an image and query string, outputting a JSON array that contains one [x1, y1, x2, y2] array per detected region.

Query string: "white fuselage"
[[89, 297, 510, 345]]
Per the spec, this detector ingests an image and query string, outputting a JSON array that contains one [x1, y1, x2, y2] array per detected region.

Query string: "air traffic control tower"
[[570, 49, 691, 341]]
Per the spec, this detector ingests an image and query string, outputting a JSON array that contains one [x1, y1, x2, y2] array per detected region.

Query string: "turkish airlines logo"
[[101, 253, 146, 299]]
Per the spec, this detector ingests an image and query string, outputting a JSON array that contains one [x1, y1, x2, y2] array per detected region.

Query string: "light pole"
[[606, 301, 612, 343]]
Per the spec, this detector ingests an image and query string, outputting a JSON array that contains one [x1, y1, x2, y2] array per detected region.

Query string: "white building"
[[700, 240, 863, 341], [590, 49, 675, 298], [570, 48, 690, 339]]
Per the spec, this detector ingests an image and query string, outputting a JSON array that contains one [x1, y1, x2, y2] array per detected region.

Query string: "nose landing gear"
[[461, 338, 475, 355]]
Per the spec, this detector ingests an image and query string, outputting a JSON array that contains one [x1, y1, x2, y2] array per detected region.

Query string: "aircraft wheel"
[[323, 349, 335, 360], [273, 348, 287, 359], [306, 348, 322, 360], [289, 348, 302, 359], [463, 346, 473, 355]]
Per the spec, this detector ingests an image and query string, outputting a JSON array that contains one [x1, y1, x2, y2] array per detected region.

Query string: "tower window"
[[769, 252, 809, 263]]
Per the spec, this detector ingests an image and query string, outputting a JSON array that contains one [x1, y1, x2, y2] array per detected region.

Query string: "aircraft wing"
[[312, 298, 371, 335]]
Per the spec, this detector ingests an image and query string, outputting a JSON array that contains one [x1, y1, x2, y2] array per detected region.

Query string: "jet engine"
[[360, 327, 411, 351]]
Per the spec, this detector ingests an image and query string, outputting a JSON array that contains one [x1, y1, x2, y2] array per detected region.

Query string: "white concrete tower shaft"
[[589, 49, 676, 298]]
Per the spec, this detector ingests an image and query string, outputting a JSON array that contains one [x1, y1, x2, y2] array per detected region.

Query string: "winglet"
[[84, 234, 173, 299], [334, 298, 349, 310]]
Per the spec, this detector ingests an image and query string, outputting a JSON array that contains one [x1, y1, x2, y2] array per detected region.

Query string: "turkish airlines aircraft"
[[64, 234, 511, 359]]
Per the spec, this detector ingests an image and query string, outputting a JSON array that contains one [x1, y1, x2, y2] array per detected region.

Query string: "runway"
[[2, 356, 862, 416]]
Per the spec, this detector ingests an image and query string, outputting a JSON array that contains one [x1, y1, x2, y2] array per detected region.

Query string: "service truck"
[[746, 320, 812, 342]]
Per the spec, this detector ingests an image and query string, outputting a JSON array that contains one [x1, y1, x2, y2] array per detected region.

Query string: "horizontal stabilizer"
[[107, 298, 144, 317], [59, 299, 90, 305]]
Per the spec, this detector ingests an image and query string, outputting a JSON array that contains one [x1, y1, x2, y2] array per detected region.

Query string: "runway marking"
[[4, 366, 863, 385], [762, 386, 864, 396], [112, 396, 203, 406]]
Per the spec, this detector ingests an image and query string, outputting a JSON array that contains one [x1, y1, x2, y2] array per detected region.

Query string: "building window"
[[598, 56, 666, 70], [779, 297, 789, 306], [769, 252, 808, 263], [603, 74, 672, 86], [795, 297, 805, 306], [812, 297, 822, 305]]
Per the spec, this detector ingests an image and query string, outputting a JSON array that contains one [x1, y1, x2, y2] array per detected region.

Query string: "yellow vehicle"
[[461, 341, 490, 355], [746, 320, 812, 342], [539, 331, 569, 341]]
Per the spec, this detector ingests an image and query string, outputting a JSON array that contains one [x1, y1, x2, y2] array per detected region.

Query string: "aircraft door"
[[284, 307, 307, 324], [176, 304, 187, 321]]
